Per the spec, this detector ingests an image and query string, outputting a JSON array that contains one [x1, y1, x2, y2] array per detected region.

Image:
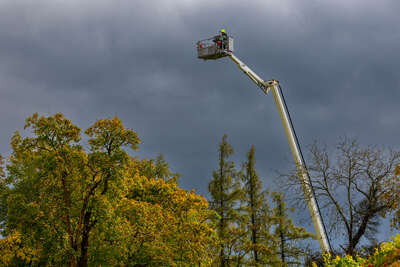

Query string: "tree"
[[4, 114, 140, 266], [0, 155, 6, 231], [208, 134, 242, 266], [139, 153, 180, 182], [270, 192, 313, 266], [388, 164, 400, 229], [240, 145, 276, 265], [0, 113, 217, 266], [117, 175, 218, 266], [282, 138, 400, 256]]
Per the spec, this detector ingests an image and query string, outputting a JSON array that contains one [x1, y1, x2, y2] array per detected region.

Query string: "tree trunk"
[[346, 210, 372, 256], [280, 229, 285, 263], [78, 211, 93, 267], [251, 213, 258, 263]]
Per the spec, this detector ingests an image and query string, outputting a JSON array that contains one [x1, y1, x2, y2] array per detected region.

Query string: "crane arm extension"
[[228, 53, 271, 94], [227, 53, 331, 253]]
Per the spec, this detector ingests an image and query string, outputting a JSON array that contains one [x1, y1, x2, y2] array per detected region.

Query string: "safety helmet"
[[220, 29, 226, 34]]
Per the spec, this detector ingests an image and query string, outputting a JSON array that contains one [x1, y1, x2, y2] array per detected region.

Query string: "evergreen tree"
[[258, 199, 281, 266], [241, 145, 279, 266], [241, 145, 265, 265], [271, 192, 313, 266], [208, 134, 242, 266]]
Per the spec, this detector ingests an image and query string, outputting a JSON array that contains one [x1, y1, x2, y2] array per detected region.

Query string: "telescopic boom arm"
[[228, 53, 331, 253]]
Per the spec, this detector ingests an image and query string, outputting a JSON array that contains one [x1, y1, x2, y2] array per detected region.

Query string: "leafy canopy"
[[0, 113, 217, 266]]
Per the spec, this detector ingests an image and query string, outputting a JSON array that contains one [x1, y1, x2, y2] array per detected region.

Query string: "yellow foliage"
[[1, 113, 217, 266], [394, 165, 400, 177], [0, 231, 39, 266], [320, 234, 400, 266]]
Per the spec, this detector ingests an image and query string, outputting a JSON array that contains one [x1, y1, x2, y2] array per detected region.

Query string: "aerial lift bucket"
[[197, 35, 234, 60]]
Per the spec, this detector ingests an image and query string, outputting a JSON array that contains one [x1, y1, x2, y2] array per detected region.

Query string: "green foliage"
[[208, 134, 242, 266], [240, 145, 278, 265], [270, 192, 314, 266], [139, 153, 180, 182], [0, 113, 217, 266], [210, 138, 313, 266]]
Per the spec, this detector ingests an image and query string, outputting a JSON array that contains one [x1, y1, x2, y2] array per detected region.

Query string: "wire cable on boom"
[[277, 84, 333, 252]]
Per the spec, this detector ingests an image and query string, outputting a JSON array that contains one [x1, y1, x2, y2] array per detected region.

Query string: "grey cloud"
[[1, 0, 399, 247]]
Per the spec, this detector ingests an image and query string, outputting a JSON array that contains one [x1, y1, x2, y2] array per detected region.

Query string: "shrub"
[[317, 234, 400, 267]]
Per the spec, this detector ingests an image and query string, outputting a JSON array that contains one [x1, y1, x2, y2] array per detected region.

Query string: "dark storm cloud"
[[1, 0, 399, 243]]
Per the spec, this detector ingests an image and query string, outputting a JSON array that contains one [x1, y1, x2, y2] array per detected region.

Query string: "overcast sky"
[[1, 0, 399, 248]]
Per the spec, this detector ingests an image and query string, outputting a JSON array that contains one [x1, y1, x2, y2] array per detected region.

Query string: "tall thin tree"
[[241, 145, 265, 265], [208, 134, 241, 266]]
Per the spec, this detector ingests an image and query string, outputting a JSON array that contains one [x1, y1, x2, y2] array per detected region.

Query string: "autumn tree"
[[114, 174, 218, 266], [208, 134, 242, 266], [0, 114, 141, 266], [0, 113, 217, 266], [282, 138, 400, 256]]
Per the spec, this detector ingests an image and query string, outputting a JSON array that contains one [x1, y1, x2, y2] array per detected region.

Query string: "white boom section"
[[228, 53, 331, 253]]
